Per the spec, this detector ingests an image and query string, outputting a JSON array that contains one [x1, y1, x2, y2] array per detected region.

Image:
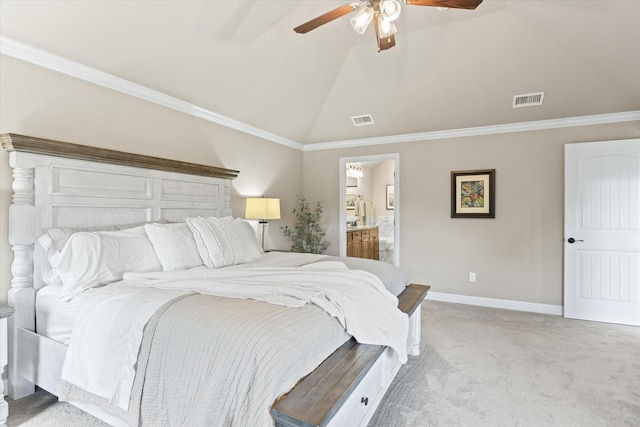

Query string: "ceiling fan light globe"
[[380, 0, 402, 21], [377, 16, 398, 38], [350, 2, 374, 34]]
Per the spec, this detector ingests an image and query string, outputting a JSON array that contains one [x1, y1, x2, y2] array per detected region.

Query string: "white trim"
[[339, 161, 347, 257], [0, 36, 303, 151], [427, 291, 563, 316], [304, 111, 640, 151], [2, 36, 638, 152]]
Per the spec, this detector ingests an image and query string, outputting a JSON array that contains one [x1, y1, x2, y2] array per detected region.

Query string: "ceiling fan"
[[294, 0, 483, 51]]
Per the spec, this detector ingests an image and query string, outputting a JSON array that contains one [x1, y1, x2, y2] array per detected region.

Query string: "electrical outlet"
[[469, 272, 477, 282]]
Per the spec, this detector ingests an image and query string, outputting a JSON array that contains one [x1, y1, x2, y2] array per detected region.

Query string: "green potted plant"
[[281, 195, 329, 254]]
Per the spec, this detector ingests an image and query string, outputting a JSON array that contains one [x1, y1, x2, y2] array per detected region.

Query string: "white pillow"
[[234, 218, 263, 260], [34, 233, 63, 289], [144, 222, 203, 271], [46, 224, 119, 252], [46, 220, 170, 252], [51, 226, 162, 300], [186, 217, 253, 269]]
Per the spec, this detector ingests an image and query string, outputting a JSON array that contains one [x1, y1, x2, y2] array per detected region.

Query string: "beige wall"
[[303, 122, 640, 306], [0, 56, 302, 303], [2, 55, 639, 308]]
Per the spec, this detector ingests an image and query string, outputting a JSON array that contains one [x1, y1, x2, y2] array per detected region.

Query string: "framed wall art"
[[451, 169, 495, 218], [346, 194, 357, 210]]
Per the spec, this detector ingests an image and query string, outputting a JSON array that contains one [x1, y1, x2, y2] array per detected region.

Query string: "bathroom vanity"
[[346, 226, 379, 260]]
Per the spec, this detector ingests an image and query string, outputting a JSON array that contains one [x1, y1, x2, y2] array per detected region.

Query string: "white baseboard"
[[427, 291, 563, 316]]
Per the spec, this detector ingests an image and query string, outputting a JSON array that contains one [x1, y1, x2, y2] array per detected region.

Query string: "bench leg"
[[407, 304, 421, 356]]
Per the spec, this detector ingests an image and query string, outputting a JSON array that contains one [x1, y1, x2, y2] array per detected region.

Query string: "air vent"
[[513, 92, 544, 108], [351, 114, 375, 126]]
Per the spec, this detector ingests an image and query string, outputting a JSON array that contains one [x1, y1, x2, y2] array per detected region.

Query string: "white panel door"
[[564, 138, 640, 326]]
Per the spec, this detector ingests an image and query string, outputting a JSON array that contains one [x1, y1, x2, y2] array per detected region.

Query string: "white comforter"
[[61, 261, 409, 417], [124, 261, 408, 359]]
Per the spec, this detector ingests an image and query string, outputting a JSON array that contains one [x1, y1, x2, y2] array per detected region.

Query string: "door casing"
[[339, 154, 400, 266]]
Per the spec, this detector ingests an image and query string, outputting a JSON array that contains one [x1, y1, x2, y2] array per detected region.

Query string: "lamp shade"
[[350, 2, 374, 34], [245, 198, 281, 220]]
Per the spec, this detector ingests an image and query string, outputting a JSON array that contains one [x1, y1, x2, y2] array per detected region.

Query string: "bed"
[[2, 133, 428, 427]]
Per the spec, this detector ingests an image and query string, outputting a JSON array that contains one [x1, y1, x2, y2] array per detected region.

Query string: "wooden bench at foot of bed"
[[272, 283, 430, 427]]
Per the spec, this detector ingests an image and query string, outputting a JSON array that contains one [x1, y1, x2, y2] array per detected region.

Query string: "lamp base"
[[258, 220, 269, 252]]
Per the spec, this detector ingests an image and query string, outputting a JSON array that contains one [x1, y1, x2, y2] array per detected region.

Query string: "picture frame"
[[451, 169, 495, 218], [386, 185, 394, 210], [346, 194, 356, 210]]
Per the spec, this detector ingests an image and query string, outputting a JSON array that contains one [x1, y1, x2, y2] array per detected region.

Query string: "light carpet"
[[7, 300, 640, 426]]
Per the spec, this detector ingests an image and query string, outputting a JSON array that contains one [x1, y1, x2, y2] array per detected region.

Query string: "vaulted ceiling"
[[1, 1, 639, 146]]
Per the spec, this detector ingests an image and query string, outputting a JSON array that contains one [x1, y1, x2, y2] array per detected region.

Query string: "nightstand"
[[0, 303, 14, 427]]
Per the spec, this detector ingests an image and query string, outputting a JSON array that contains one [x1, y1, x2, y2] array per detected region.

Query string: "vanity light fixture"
[[346, 164, 364, 178]]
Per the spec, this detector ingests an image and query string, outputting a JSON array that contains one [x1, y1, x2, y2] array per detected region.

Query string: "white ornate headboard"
[[1, 133, 238, 397]]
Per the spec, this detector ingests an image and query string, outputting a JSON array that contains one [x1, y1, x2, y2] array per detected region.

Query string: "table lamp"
[[245, 197, 280, 251]]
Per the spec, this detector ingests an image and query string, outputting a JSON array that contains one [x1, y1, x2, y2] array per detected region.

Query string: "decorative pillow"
[[234, 218, 263, 260], [144, 222, 203, 271], [50, 226, 162, 300], [186, 217, 254, 269]]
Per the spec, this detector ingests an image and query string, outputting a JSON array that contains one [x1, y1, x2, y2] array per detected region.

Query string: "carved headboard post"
[[7, 151, 38, 397]]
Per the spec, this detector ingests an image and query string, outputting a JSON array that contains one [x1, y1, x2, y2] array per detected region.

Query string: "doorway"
[[339, 154, 400, 266], [564, 138, 640, 326]]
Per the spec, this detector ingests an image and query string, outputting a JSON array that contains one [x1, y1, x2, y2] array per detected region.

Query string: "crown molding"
[[2, 37, 638, 154], [303, 111, 640, 151], [0, 36, 304, 151]]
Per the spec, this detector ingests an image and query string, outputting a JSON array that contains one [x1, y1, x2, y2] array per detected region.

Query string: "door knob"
[[567, 238, 584, 244]]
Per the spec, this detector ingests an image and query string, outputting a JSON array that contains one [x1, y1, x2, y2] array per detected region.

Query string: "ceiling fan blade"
[[293, 4, 356, 34], [406, 0, 483, 10]]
